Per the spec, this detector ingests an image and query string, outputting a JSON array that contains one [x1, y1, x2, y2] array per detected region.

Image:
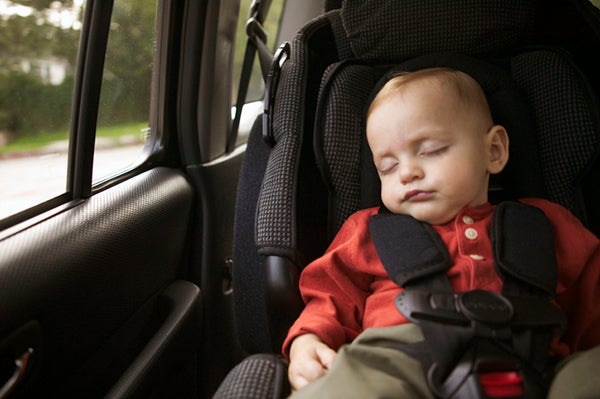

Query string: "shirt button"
[[465, 228, 478, 240], [462, 215, 474, 224], [469, 254, 485, 261]]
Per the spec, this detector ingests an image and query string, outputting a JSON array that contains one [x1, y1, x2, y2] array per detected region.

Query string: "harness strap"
[[229, 0, 274, 153], [492, 202, 562, 375]]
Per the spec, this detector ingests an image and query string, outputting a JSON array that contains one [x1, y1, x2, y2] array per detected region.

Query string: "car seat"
[[217, 0, 600, 397]]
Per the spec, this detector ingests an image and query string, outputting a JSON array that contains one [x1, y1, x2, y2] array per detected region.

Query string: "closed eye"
[[376, 159, 398, 175], [420, 145, 449, 158]]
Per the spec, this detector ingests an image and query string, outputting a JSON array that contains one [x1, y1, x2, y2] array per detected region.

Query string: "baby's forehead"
[[400, 74, 489, 114], [382, 79, 472, 114], [398, 78, 457, 100], [399, 73, 478, 97]]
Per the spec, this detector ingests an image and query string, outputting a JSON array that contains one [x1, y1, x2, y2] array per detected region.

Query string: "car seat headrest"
[[339, 0, 536, 61], [317, 54, 548, 235]]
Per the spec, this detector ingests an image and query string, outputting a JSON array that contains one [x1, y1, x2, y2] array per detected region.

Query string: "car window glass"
[[0, 0, 84, 220], [93, 0, 156, 183]]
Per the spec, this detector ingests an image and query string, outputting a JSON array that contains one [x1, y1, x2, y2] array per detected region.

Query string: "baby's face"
[[367, 80, 498, 225]]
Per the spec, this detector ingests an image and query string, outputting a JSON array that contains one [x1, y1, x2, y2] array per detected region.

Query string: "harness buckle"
[[396, 289, 516, 330], [459, 290, 514, 326]]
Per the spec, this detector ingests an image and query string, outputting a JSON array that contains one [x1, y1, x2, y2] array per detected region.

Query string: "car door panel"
[[102, 280, 200, 399], [0, 167, 198, 398]]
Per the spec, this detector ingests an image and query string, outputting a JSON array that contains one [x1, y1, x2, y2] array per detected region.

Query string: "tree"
[[0, 1, 80, 138], [97, 1, 156, 126], [0, 0, 157, 139]]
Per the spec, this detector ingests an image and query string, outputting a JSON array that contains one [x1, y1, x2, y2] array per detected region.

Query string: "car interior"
[[0, 0, 598, 398]]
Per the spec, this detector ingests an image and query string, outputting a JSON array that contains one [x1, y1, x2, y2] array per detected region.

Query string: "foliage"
[[97, 1, 155, 126], [0, 0, 155, 144], [0, 2, 80, 69], [0, 70, 74, 134]]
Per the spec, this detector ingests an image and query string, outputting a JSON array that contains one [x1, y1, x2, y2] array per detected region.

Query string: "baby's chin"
[[412, 214, 456, 225], [391, 206, 457, 225], [388, 207, 458, 225]]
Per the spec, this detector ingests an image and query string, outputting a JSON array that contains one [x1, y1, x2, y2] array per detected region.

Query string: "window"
[[231, 0, 285, 144], [93, 0, 156, 184], [0, 0, 156, 222]]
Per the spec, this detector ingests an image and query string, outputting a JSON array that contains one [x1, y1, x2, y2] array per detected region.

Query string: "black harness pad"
[[369, 212, 451, 288], [492, 202, 558, 298]]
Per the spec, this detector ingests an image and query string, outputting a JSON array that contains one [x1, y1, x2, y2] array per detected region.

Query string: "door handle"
[[0, 348, 33, 399]]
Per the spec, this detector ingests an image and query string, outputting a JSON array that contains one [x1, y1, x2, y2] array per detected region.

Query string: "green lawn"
[[0, 122, 148, 154]]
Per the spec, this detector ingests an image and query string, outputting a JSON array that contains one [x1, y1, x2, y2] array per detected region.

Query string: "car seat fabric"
[[314, 63, 376, 234], [510, 50, 600, 220], [232, 0, 600, 360], [212, 354, 290, 399], [232, 117, 275, 353], [337, 0, 535, 62], [233, 14, 339, 354]]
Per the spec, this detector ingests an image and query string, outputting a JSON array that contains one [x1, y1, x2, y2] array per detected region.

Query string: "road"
[[0, 145, 144, 220]]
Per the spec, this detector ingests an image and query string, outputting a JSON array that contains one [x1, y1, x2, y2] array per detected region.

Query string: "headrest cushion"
[[341, 0, 536, 61]]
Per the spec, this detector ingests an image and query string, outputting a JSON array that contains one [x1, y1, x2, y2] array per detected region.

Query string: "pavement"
[[0, 139, 145, 220]]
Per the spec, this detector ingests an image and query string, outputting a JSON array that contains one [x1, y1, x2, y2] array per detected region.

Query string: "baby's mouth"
[[404, 190, 433, 202]]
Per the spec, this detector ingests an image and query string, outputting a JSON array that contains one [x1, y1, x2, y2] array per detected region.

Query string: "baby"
[[283, 68, 600, 398]]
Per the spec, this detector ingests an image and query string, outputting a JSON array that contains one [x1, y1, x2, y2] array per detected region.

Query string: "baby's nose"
[[399, 161, 424, 184]]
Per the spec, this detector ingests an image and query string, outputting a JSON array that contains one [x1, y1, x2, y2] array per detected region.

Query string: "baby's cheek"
[[381, 192, 400, 213]]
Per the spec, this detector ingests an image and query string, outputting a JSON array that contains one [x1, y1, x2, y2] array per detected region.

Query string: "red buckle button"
[[479, 371, 524, 397]]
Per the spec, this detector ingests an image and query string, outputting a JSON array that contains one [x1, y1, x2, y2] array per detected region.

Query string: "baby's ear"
[[487, 125, 509, 174]]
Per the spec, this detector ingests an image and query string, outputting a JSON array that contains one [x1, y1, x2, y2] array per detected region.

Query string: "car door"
[[0, 1, 201, 397]]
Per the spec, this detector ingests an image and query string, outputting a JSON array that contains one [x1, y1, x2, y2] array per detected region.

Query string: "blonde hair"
[[367, 67, 493, 124]]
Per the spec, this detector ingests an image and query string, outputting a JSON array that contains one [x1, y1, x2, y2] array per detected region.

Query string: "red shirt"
[[282, 199, 600, 359]]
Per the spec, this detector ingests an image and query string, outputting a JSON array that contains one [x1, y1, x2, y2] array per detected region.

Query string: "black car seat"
[[218, 0, 600, 397]]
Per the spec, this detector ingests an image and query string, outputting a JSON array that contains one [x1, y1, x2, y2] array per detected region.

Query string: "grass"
[[0, 122, 148, 155]]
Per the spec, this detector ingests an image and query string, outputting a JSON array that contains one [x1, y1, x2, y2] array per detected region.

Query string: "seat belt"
[[228, 0, 274, 153], [369, 201, 566, 398]]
